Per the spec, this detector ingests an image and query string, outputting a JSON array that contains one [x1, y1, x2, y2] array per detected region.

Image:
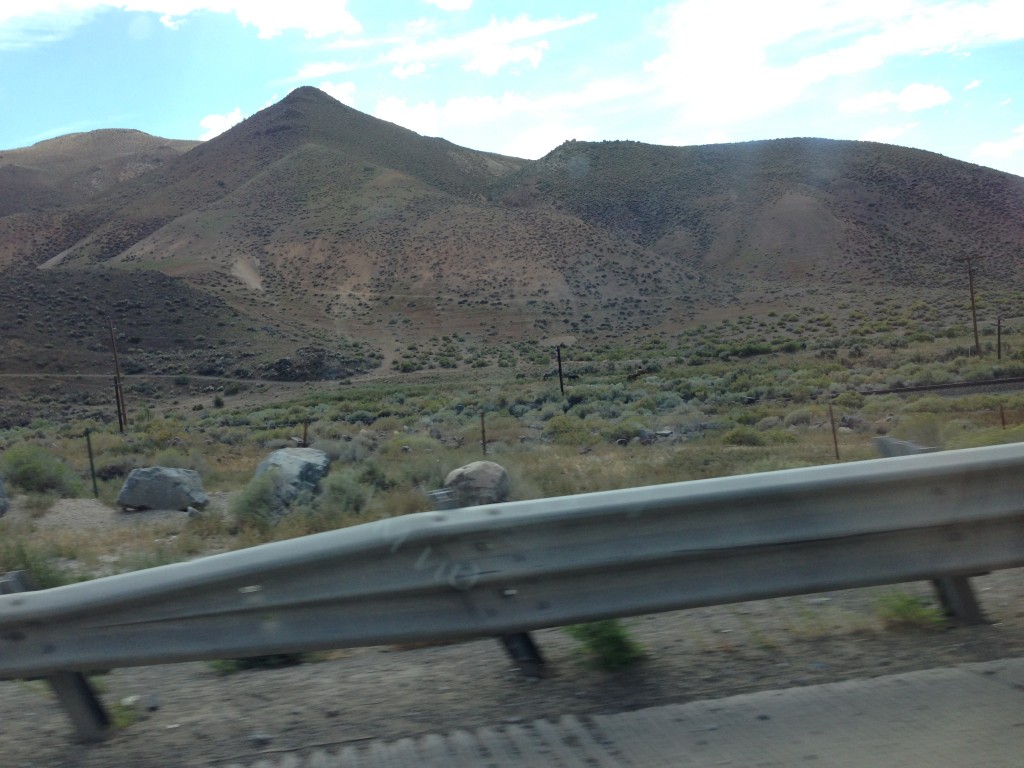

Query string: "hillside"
[[1, 86, 1023, 405], [496, 137, 1024, 289], [0, 129, 198, 217]]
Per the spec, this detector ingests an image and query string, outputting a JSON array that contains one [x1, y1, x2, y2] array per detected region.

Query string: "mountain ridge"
[[1, 86, 1023, 387], [0, 128, 198, 218]]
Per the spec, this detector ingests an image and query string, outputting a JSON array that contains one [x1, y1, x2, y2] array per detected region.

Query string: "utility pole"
[[108, 318, 128, 431], [997, 315, 1002, 361], [556, 345, 565, 396], [964, 256, 982, 357]]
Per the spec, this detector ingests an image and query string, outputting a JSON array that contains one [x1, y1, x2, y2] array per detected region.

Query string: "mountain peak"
[[282, 85, 338, 103]]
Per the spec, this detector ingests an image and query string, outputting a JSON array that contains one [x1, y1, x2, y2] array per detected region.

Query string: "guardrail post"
[[0, 571, 110, 742], [499, 632, 546, 679], [873, 438, 986, 624], [932, 575, 986, 625], [429, 486, 547, 678]]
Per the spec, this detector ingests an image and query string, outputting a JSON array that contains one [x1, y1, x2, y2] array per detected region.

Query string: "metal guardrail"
[[4, 442, 1024, 738]]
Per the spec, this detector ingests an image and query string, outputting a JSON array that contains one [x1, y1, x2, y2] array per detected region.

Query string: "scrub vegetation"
[[2, 309, 1023, 585]]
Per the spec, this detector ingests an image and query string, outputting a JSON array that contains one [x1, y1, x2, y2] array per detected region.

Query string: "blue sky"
[[1, 1, 1023, 176]]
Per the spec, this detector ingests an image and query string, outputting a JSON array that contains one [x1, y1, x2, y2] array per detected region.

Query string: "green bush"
[[0, 444, 83, 497], [230, 471, 281, 533], [834, 391, 865, 409], [600, 418, 647, 443], [564, 620, 645, 670], [874, 591, 946, 630], [721, 426, 765, 446], [209, 653, 307, 675], [315, 470, 369, 519], [0, 540, 72, 589], [543, 415, 600, 447], [783, 409, 814, 427]]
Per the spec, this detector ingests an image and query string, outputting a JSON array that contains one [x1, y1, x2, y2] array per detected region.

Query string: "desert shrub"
[[364, 486, 432, 518], [340, 433, 376, 463], [0, 539, 71, 589], [762, 429, 797, 445], [150, 448, 210, 475], [378, 434, 437, 459], [209, 654, 307, 675], [318, 470, 369, 516], [230, 471, 280, 533], [0, 444, 83, 497], [721, 426, 765, 446], [272, 468, 380, 540], [359, 461, 396, 490], [543, 415, 600, 447], [564, 620, 645, 670], [346, 410, 376, 425], [309, 439, 348, 462], [834, 391, 865, 409], [783, 409, 814, 427], [94, 455, 141, 481], [599, 418, 647, 443], [874, 591, 945, 630], [23, 491, 59, 517]]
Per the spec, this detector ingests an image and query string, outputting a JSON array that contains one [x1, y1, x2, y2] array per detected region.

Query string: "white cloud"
[[206, 1, 362, 39], [199, 106, 242, 140], [372, 84, 629, 155], [965, 79, 981, 90], [467, 39, 547, 76], [0, 1, 362, 48], [973, 125, 1024, 169], [643, 0, 1024, 127], [392, 61, 427, 79], [841, 83, 952, 113], [382, 13, 596, 77], [502, 122, 597, 159], [859, 123, 920, 143], [898, 83, 953, 110], [318, 80, 356, 106], [0, 2, 99, 49], [423, 0, 473, 11]]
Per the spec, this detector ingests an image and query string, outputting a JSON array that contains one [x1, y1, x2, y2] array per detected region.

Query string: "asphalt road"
[[222, 657, 1024, 767]]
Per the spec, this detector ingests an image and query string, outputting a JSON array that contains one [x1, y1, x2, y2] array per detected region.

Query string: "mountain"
[[1, 86, 1023, 399], [496, 137, 1024, 288], [0, 129, 198, 217]]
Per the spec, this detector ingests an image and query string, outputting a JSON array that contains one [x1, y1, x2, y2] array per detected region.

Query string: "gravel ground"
[[1, 499, 1022, 768]]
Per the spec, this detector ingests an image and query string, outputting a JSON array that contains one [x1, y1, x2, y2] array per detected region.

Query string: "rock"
[[840, 414, 867, 431], [255, 447, 330, 509], [444, 461, 511, 507], [116, 467, 209, 511], [0, 478, 8, 517]]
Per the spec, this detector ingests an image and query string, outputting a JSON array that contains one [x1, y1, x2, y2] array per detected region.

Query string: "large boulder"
[[0, 478, 9, 517], [444, 461, 511, 507], [116, 467, 209, 511], [255, 447, 330, 509]]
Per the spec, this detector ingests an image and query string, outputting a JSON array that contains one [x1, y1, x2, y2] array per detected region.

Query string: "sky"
[[1, 1, 1023, 176]]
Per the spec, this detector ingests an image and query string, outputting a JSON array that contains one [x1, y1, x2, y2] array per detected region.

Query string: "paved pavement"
[[226, 657, 1024, 767]]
